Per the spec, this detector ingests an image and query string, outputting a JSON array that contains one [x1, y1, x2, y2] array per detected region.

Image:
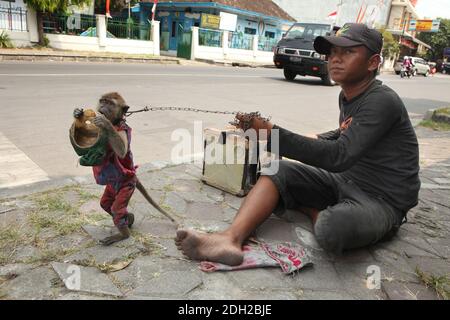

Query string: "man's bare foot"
[[175, 230, 244, 266]]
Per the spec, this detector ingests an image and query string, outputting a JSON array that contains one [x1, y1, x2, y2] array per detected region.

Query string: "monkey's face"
[[97, 98, 127, 125]]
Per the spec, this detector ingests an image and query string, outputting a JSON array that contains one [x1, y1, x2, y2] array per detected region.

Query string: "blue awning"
[[137, 1, 294, 25]]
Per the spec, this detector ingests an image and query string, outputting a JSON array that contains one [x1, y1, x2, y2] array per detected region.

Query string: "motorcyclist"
[[403, 57, 412, 77]]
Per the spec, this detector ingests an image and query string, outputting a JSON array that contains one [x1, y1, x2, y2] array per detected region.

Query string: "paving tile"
[[51, 262, 122, 297]]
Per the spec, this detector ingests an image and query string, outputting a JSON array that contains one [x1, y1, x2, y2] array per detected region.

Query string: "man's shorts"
[[260, 160, 404, 254]]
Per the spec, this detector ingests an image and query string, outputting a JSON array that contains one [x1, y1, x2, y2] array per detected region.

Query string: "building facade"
[[136, 0, 295, 53], [273, 0, 392, 28], [273, 0, 431, 67]]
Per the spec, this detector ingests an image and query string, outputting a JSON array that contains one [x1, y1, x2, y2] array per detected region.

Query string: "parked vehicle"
[[395, 56, 430, 76], [442, 62, 450, 74], [411, 57, 431, 76], [273, 23, 338, 86], [394, 59, 403, 75]]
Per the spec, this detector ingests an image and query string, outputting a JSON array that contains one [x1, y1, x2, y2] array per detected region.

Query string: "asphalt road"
[[1, 61, 450, 188]]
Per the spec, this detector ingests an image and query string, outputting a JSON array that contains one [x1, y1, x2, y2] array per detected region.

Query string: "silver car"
[[410, 57, 431, 77], [394, 57, 431, 77]]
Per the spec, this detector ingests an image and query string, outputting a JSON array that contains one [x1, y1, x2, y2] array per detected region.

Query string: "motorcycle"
[[400, 64, 413, 78]]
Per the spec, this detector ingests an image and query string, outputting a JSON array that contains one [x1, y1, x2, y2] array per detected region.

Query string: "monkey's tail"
[[136, 178, 179, 227]]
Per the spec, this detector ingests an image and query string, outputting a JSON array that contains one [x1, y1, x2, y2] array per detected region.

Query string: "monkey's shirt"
[[93, 121, 136, 191]]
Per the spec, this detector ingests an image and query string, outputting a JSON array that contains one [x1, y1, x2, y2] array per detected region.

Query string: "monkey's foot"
[[99, 233, 129, 246], [100, 226, 130, 246], [175, 230, 243, 266], [127, 213, 135, 228]]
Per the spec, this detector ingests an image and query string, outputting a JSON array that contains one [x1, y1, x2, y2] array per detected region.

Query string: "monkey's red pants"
[[100, 176, 137, 228]]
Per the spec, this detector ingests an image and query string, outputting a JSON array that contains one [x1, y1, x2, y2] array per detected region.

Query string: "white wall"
[[46, 34, 99, 52], [192, 28, 274, 64], [103, 37, 155, 55], [2, 29, 30, 47], [1, 12, 160, 56]]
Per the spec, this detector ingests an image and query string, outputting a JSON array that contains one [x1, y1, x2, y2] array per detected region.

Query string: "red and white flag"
[[106, 0, 112, 18], [152, 0, 159, 21], [327, 11, 337, 20]]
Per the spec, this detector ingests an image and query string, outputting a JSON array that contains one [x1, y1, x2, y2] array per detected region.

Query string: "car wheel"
[[322, 73, 336, 86], [395, 71, 400, 75], [443, 69, 447, 74], [283, 68, 297, 81]]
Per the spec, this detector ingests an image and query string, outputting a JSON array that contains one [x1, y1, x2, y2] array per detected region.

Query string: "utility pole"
[[335, 0, 343, 28]]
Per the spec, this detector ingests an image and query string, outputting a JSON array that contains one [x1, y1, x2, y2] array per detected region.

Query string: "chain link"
[[125, 106, 271, 131], [125, 106, 239, 117]]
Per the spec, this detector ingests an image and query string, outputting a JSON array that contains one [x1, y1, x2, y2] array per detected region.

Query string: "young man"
[[176, 23, 420, 265]]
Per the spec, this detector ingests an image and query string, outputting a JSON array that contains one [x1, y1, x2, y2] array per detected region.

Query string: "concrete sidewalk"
[[0, 48, 183, 64], [0, 48, 266, 68], [0, 126, 449, 300]]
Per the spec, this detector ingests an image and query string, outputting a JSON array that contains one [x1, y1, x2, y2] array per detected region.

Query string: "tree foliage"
[[379, 28, 400, 59], [24, 0, 92, 14], [24, 0, 93, 45]]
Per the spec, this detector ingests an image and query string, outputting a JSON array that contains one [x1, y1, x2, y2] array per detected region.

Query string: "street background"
[[1, 61, 450, 188]]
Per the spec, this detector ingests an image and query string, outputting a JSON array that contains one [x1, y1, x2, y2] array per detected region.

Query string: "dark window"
[[265, 31, 275, 38], [244, 27, 256, 35], [171, 21, 177, 37]]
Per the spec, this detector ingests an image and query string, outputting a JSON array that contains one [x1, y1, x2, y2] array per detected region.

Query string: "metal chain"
[[125, 106, 271, 131], [125, 106, 239, 117]]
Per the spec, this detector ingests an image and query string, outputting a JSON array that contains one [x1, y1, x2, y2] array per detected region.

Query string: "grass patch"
[[28, 188, 108, 236], [131, 230, 161, 254], [435, 107, 450, 115], [0, 225, 31, 265], [419, 119, 450, 131], [74, 187, 100, 202], [415, 267, 450, 300]]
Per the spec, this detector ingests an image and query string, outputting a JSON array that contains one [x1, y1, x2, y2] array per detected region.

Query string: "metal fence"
[[228, 32, 253, 50], [258, 36, 279, 52], [43, 13, 96, 36], [0, 6, 27, 32], [106, 17, 151, 40], [198, 28, 222, 47]]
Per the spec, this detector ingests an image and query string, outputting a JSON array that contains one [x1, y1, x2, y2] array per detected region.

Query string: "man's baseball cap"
[[314, 23, 383, 55]]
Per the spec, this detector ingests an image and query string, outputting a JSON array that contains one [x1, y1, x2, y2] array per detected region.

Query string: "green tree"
[[24, 0, 92, 46], [94, 0, 138, 15], [379, 28, 400, 60], [417, 18, 450, 61]]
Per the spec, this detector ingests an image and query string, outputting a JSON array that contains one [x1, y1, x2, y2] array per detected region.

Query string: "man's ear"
[[368, 54, 381, 72]]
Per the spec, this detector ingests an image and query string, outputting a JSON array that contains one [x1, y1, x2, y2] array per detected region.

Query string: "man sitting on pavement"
[[175, 23, 421, 266]]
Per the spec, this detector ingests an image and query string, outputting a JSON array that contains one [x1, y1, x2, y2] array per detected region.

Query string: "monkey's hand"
[[93, 114, 114, 132], [73, 108, 84, 119]]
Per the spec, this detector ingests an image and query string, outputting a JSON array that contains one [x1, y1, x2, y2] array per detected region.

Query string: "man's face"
[[328, 45, 378, 84]]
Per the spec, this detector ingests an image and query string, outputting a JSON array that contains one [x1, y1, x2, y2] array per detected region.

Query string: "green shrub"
[[0, 31, 14, 48]]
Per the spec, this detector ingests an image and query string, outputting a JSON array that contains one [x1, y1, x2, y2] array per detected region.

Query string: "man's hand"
[[93, 114, 114, 132], [235, 112, 274, 138], [73, 108, 84, 119]]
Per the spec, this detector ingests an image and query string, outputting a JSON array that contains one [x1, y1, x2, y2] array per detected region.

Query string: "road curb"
[[0, 53, 181, 64], [194, 58, 275, 68], [0, 160, 186, 200]]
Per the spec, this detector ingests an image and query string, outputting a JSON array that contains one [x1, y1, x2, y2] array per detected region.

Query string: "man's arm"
[[316, 129, 341, 140], [272, 93, 401, 172]]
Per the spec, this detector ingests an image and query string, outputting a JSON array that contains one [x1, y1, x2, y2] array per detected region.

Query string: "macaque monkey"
[[73, 93, 177, 246]]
